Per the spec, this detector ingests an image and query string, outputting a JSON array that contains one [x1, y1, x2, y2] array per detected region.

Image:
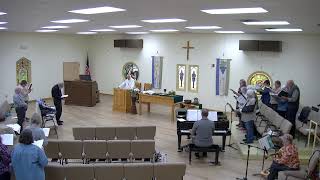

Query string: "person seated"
[[267, 134, 300, 180], [119, 74, 135, 90], [241, 89, 257, 144], [11, 129, 48, 180], [0, 136, 11, 180], [26, 113, 48, 146], [191, 109, 215, 158]]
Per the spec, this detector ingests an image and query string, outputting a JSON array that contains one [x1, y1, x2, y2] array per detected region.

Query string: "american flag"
[[85, 54, 91, 75]]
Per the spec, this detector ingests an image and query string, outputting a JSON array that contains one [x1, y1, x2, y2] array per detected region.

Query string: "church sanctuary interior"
[[1, 0, 320, 180]]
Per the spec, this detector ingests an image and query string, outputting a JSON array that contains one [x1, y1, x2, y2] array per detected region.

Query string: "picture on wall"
[[216, 58, 231, 96], [152, 56, 163, 89], [188, 65, 199, 93], [176, 64, 186, 91]]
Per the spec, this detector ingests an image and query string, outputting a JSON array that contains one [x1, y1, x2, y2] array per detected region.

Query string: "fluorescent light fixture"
[[51, 19, 89, 24], [0, 12, 6, 16], [265, 28, 302, 32], [150, 29, 179, 32], [185, 26, 221, 30], [243, 21, 289, 25], [214, 30, 244, 33], [77, 32, 97, 34], [69, 6, 126, 14], [0, 27, 7, 30], [0, 22, 8, 25], [42, 26, 70, 29], [90, 29, 115, 32], [202, 7, 268, 14], [36, 30, 58, 32], [126, 32, 149, 34], [109, 25, 142, 29], [142, 18, 186, 23]]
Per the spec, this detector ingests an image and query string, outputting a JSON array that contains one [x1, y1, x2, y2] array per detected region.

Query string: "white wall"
[[89, 33, 320, 111], [0, 32, 89, 102]]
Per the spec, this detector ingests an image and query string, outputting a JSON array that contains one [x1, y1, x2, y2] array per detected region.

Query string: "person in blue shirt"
[[260, 80, 271, 106], [11, 129, 48, 180]]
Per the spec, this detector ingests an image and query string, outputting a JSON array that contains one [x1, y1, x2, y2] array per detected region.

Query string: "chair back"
[[83, 140, 107, 159], [153, 162, 186, 180], [131, 140, 155, 160], [94, 164, 124, 180], [73, 127, 96, 140], [116, 127, 136, 140], [144, 83, 152, 91], [124, 163, 154, 180], [64, 164, 94, 180], [45, 163, 65, 180], [45, 140, 60, 159], [107, 140, 131, 160], [96, 127, 116, 140], [136, 126, 156, 140], [59, 140, 84, 159]]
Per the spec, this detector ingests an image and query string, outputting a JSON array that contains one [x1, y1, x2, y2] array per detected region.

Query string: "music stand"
[[225, 103, 238, 150]]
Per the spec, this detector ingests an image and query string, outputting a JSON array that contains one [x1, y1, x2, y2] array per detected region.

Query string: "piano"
[[177, 110, 231, 152]]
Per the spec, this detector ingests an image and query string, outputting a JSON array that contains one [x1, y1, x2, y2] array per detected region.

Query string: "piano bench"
[[188, 144, 221, 166]]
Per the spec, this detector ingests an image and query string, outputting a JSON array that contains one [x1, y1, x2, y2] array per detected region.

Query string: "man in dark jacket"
[[51, 83, 64, 125]]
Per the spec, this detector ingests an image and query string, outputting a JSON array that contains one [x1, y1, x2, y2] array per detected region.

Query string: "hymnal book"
[[0, 134, 14, 146], [6, 124, 21, 134], [61, 95, 69, 98], [186, 109, 218, 121], [33, 139, 44, 149], [278, 90, 288, 97], [42, 128, 50, 137], [237, 95, 247, 109]]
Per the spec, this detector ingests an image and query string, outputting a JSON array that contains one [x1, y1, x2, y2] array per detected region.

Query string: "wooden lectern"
[[64, 81, 98, 107], [112, 88, 132, 113]]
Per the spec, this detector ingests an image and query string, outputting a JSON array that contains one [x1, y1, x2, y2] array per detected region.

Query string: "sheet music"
[[258, 135, 274, 150], [42, 128, 50, 137], [187, 109, 201, 121], [0, 134, 14, 146], [237, 95, 247, 108], [33, 139, 44, 149], [6, 124, 21, 133], [61, 95, 69, 98], [207, 111, 218, 121]]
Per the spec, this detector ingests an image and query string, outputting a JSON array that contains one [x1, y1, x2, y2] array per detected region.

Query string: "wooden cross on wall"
[[182, 41, 194, 60]]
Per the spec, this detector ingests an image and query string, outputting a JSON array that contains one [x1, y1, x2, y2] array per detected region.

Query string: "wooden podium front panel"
[[112, 88, 131, 113], [64, 81, 97, 107]]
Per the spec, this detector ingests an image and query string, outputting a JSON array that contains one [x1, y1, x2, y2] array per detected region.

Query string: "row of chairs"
[[45, 139, 155, 164], [255, 102, 292, 136], [45, 162, 186, 180], [73, 126, 156, 140]]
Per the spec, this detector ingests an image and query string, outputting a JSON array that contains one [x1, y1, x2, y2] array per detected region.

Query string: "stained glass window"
[[247, 71, 272, 87], [16, 57, 31, 84]]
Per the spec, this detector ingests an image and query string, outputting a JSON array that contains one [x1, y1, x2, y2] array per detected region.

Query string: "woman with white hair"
[[13, 87, 28, 131], [267, 134, 300, 180], [26, 113, 48, 146], [241, 89, 256, 144]]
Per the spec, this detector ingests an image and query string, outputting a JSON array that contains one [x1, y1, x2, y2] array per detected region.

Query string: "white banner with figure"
[[216, 58, 231, 96]]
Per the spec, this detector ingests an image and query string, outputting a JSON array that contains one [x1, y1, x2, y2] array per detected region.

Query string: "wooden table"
[[138, 94, 179, 122]]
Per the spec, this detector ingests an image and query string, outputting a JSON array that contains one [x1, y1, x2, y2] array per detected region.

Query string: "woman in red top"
[[268, 134, 300, 180]]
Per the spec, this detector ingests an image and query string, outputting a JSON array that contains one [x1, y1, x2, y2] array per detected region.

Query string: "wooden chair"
[[135, 82, 142, 91]]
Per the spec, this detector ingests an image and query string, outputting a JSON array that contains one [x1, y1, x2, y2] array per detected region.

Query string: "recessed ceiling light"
[[0, 27, 7, 30], [202, 7, 268, 14], [69, 6, 126, 14], [150, 29, 179, 32], [126, 32, 149, 34], [77, 32, 97, 34], [51, 19, 89, 24], [186, 26, 222, 30], [109, 25, 142, 29], [142, 18, 186, 23], [36, 30, 58, 32], [214, 31, 244, 33], [90, 29, 115, 32], [42, 26, 70, 29], [0, 12, 6, 16], [243, 21, 289, 25], [0, 22, 8, 25], [265, 28, 302, 32]]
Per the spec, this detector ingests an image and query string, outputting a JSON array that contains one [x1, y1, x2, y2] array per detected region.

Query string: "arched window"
[[16, 57, 31, 84]]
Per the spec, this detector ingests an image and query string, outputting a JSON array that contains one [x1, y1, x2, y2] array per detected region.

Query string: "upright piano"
[[177, 110, 231, 151]]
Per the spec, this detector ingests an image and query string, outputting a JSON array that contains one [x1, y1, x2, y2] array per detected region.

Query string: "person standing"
[[51, 83, 64, 125], [260, 80, 271, 107], [241, 89, 257, 144], [282, 80, 300, 138], [11, 129, 48, 180], [13, 87, 28, 131], [0, 136, 11, 180], [270, 80, 282, 111], [118, 74, 135, 89], [18, 80, 31, 103]]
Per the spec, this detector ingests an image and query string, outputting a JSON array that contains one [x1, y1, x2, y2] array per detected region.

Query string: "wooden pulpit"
[[64, 81, 98, 107], [112, 88, 132, 113]]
